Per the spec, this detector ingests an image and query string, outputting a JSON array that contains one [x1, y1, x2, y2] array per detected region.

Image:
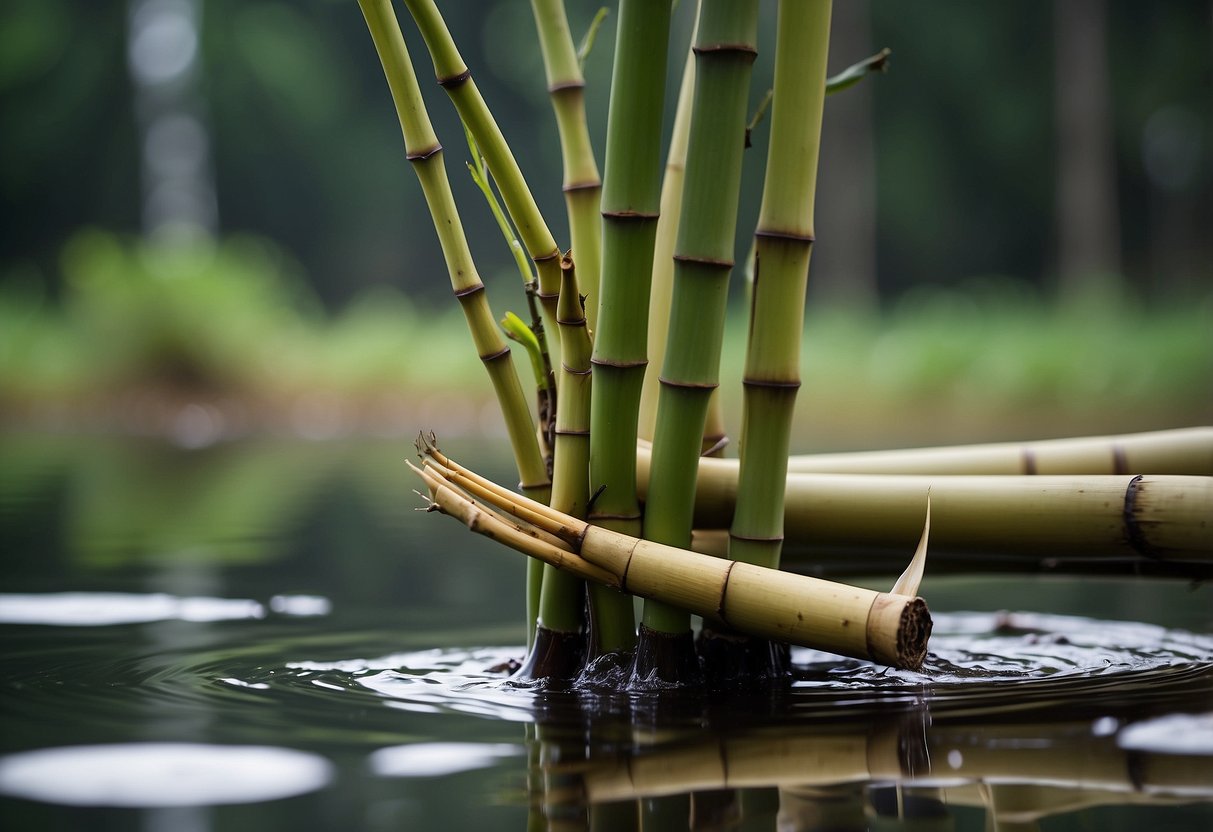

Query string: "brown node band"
[[437, 69, 471, 88], [755, 228, 815, 243], [406, 144, 442, 162], [479, 345, 511, 363], [554, 428, 591, 437], [453, 282, 485, 298], [1021, 448, 1037, 475], [673, 253, 734, 269], [547, 79, 585, 93], [591, 357, 648, 370], [1112, 444, 1129, 475], [715, 561, 738, 623], [602, 209, 660, 220], [741, 378, 802, 390], [658, 376, 719, 391], [727, 532, 785, 543], [563, 180, 601, 193], [692, 43, 759, 61], [1122, 475, 1160, 560], [534, 249, 562, 263], [561, 363, 591, 376]]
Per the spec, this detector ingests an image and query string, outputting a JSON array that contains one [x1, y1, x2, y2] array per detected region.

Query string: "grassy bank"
[[2, 233, 1208, 448]]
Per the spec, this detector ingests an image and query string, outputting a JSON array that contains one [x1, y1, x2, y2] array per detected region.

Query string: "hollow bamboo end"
[[867, 595, 932, 670]]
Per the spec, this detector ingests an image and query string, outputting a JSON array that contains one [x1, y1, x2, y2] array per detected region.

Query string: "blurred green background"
[[1, 0, 1210, 448]]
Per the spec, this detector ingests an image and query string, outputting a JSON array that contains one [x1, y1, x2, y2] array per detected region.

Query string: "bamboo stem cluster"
[[360, 0, 1212, 688]]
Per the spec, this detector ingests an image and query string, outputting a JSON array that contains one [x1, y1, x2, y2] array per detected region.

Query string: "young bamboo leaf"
[[576, 7, 610, 70], [500, 311, 546, 389], [825, 48, 892, 95]]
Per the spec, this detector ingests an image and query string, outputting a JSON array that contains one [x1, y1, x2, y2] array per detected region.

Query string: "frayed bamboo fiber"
[[411, 445, 932, 669]]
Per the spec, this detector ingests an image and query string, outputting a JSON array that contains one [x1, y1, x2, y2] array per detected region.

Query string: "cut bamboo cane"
[[647, 453, 1213, 562], [781, 427, 1213, 476], [729, 0, 831, 571], [529, 0, 602, 333], [531, 252, 594, 644], [411, 448, 932, 670], [585, 0, 673, 654], [402, 0, 564, 336]]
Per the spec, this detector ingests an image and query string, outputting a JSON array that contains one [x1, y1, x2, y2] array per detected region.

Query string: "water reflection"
[[1, 435, 1210, 829]]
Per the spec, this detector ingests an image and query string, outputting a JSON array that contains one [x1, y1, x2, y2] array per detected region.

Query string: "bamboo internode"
[[635, 448, 1213, 563], [781, 427, 1213, 476], [411, 442, 932, 670]]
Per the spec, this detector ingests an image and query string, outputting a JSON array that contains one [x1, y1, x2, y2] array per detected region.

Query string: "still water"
[[1, 433, 1210, 830]]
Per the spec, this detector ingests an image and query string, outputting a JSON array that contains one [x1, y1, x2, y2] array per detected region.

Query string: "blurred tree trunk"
[[1054, 0, 1121, 297], [811, 0, 878, 310]]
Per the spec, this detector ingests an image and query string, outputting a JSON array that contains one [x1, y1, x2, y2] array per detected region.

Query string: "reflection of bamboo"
[[565, 722, 1213, 805], [410, 444, 931, 669], [642, 455, 1213, 562]]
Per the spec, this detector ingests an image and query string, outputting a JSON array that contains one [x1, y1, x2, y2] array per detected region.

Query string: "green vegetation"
[[1, 231, 1208, 444]]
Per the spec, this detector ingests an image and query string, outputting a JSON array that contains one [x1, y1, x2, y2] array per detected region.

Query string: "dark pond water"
[[1, 432, 1211, 830]]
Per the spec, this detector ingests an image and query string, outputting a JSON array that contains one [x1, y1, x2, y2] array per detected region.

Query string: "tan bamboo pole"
[[411, 447, 932, 669], [639, 453, 1213, 562], [782, 426, 1213, 476]]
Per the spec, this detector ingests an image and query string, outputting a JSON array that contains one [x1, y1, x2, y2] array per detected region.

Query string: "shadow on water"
[[0, 434, 1210, 829]]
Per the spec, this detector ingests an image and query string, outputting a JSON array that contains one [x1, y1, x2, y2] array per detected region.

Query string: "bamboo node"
[[1122, 475, 1161, 560], [405, 144, 442, 162], [436, 68, 471, 88]]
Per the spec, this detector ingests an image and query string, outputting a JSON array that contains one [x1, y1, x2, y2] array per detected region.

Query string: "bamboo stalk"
[[780, 426, 1213, 476], [356, 0, 549, 507], [729, 0, 832, 570], [650, 454, 1213, 562], [529, 0, 602, 333], [637, 2, 697, 444], [402, 0, 564, 336], [411, 448, 932, 670], [528, 253, 594, 660], [642, 0, 760, 644], [584, 0, 673, 654]]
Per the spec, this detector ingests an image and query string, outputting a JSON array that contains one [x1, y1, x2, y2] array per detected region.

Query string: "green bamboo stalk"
[[641, 0, 760, 647], [356, 0, 550, 648], [585, 0, 674, 653], [637, 5, 696, 444], [729, 0, 832, 570], [530, 0, 603, 334], [357, 0, 548, 501], [522, 253, 593, 678], [402, 0, 564, 336]]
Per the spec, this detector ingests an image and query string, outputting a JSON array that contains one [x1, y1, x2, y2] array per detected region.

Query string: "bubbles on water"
[[0, 743, 332, 807]]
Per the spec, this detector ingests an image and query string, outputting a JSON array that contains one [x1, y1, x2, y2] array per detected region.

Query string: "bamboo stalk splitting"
[[410, 440, 933, 670]]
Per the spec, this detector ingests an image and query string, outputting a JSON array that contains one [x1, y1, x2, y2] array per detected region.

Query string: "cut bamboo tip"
[[410, 443, 933, 670]]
